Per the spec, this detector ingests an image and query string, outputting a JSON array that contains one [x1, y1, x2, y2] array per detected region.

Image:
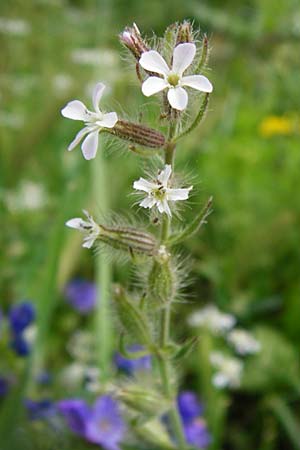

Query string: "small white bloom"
[[227, 329, 261, 355], [4, 181, 45, 211], [133, 164, 192, 217], [188, 305, 236, 334], [139, 43, 213, 111], [210, 352, 243, 389], [61, 82, 118, 160], [66, 210, 101, 249], [0, 17, 30, 36]]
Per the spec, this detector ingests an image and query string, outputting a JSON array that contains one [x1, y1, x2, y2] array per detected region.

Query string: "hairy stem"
[[155, 127, 187, 449]]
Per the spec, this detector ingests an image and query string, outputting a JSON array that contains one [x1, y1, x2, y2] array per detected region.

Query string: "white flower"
[[139, 43, 213, 111], [188, 305, 236, 334], [61, 82, 118, 160], [133, 164, 192, 217], [210, 352, 243, 389], [66, 210, 101, 249], [227, 329, 261, 355]]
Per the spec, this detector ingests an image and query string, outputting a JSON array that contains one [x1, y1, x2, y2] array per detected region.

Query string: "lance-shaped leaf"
[[167, 196, 213, 246], [174, 93, 210, 142]]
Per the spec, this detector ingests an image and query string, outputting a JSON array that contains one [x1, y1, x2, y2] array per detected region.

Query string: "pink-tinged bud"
[[119, 23, 148, 59], [108, 120, 165, 149], [176, 21, 193, 44]]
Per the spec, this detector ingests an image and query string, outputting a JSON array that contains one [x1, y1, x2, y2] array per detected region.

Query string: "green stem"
[[92, 153, 113, 382], [155, 125, 187, 449]]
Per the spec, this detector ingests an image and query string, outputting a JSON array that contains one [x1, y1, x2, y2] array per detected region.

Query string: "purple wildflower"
[[64, 279, 96, 314], [57, 399, 90, 437], [114, 344, 151, 374], [177, 391, 211, 449], [58, 396, 125, 450], [177, 391, 203, 423], [184, 418, 211, 449], [0, 376, 9, 397], [9, 301, 35, 334], [25, 399, 57, 421], [85, 395, 126, 450], [10, 334, 31, 356]]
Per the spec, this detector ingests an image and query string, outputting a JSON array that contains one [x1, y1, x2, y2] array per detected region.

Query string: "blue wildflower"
[[11, 334, 30, 356], [36, 371, 52, 385], [85, 395, 126, 450], [9, 302, 35, 334], [177, 391, 203, 423], [114, 344, 151, 374], [58, 395, 126, 450], [64, 279, 96, 314], [177, 391, 211, 449], [57, 399, 90, 437], [8, 301, 36, 357], [25, 399, 57, 421], [183, 418, 211, 449], [0, 376, 9, 397]]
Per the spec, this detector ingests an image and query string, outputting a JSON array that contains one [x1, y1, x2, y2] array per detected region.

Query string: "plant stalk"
[[155, 128, 187, 449]]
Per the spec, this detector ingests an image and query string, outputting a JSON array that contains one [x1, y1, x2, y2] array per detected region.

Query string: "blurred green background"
[[1, 0, 300, 449]]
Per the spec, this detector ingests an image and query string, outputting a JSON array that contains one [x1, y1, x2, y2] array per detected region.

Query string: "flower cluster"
[[188, 304, 260, 389]]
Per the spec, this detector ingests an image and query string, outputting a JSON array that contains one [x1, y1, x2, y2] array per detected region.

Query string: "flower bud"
[[148, 249, 176, 307], [117, 385, 169, 416], [113, 285, 153, 346], [119, 23, 148, 59], [176, 21, 193, 44], [99, 223, 158, 256], [108, 120, 165, 149], [135, 418, 176, 450]]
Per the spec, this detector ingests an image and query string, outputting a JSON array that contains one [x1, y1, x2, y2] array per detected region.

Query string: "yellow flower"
[[259, 115, 294, 137]]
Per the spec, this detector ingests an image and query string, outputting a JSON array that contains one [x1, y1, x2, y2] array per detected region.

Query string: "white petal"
[[172, 43, 196, 76], [140, 197, 156, 208], [212, 373, 228, 388], [82, 237, 95, 249], [141, 77, 168, 97], [61, 100, 88, 120], [167, 87, 188, 111], [133, 178, 156, 193], [167, 186, 193, 201], [139, 50, 169, 76], [181, 75, 213, 93], [81, 131, 99, 160], [68, 127, 91, 151], [65, 218, 84, 230], [157, 165, 172, 185], [157, 199, 171, 216], [92, 82, 105, 112], [98, 112, 118, 128]]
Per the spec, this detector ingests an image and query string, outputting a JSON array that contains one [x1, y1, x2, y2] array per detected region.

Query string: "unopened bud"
[[99, 224, 157, 256], [119, 23, 148, 59], [113, 285, 153, 345], [118, 385, 169, 416], [148, 254, 176, 306], [135, 418, 176, 450], [176, 21, 193, 44], [109, 120, 165, 149]]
